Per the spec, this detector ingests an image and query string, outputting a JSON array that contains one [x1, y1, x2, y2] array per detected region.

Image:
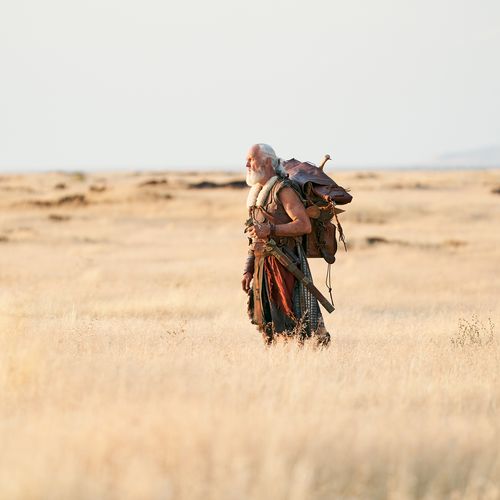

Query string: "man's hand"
[[241, 272, 253, 293], [247, 222, 271, 240]]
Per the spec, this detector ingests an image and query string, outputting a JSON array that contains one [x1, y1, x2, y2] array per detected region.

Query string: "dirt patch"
[[54, 183, 67, 190], [355, 172, 379, 179], [89, 185, 107, 193], [30, 194, 88, 208], [364, 236, 467, 249], [76, 236, 109, 244], [443, 239, 467, 248], [146, 192, 173, 201], [48, 214, 72, 222], [366, 236, 391, 245], [387, 182, 432, 190], [139, 178, 169, 187], [0, 235, 9, 243], [189, 180, 247, 189]]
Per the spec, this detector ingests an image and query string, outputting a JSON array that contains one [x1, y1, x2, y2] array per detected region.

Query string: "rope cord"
[[325, 263, 334, 308], [332, 201, 348, 252]]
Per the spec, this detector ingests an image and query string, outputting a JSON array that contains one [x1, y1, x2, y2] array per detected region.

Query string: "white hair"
[[256, 143, 286, 176]]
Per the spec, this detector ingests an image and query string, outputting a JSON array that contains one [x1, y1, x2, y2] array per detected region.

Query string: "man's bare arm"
[[273, 187, 311, 237], [247, 187, 311, 240]]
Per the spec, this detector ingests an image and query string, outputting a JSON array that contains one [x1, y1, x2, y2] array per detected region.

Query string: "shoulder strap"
[[274, 177, 306, 206]]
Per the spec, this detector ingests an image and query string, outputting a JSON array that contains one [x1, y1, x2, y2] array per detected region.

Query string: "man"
[[242, 144, 331, 346]]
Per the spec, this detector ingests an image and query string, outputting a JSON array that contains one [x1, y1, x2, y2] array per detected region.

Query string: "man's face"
[[245, 146, 267, 186]]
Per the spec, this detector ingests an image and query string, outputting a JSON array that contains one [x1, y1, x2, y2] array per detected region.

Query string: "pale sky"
[[1, 0, 499, 171]]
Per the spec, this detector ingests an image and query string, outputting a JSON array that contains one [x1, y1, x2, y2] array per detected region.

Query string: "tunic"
[[246, 176, 329, 344]]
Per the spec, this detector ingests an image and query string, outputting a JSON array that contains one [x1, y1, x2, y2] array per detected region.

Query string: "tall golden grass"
[[0, 168, 499, 499]]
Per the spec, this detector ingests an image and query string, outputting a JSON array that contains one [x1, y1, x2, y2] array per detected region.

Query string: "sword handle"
[[318, 154, 331, 171]]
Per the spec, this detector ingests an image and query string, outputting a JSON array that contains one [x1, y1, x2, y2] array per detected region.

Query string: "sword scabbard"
[[265, 240, 334, 314]]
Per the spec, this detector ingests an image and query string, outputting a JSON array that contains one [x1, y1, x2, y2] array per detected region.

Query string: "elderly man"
[[242, 144, 331, 346]]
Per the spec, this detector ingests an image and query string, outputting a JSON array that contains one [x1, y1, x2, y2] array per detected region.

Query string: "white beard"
[[246, 166, 266, 186]]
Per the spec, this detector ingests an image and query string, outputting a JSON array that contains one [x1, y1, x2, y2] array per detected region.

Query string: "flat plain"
[[1, 167, 499, 499]]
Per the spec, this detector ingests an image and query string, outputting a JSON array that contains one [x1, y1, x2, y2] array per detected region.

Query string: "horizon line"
[[1, 163, 500, 175]]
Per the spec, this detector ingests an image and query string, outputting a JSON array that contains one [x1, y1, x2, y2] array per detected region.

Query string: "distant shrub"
[[70, 172, 87, 182], [451, 315, 495, 347]]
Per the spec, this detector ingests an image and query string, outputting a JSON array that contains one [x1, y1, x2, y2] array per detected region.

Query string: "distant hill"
[[435, 146, 500, 167]]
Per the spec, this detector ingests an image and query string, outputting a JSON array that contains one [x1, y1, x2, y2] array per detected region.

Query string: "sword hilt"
[[318, 154, 331, 170]]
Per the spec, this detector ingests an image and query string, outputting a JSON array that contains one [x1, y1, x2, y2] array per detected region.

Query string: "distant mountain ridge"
[[435, 145, 500, 167]]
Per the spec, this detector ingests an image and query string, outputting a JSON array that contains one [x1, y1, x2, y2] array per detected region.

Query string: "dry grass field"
[[1, 167, 499, 499]]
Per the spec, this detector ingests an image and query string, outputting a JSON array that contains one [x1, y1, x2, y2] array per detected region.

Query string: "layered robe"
[[245, 175, 328, 343]]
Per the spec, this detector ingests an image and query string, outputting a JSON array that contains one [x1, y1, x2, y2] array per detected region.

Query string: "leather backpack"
[[284, 158, 352, 264]]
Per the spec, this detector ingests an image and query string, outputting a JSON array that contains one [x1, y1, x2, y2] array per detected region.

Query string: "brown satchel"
[[283, 158, 352, 264]]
